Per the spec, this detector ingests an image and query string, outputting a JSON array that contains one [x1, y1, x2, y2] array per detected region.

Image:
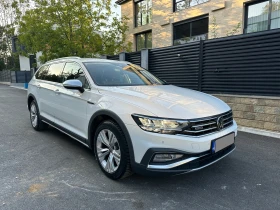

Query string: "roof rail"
[[45, 56, 81, 64]]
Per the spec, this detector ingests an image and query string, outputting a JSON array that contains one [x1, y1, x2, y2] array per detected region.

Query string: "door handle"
[[87, 100, 95, 105], [36, 84, 41, 89]]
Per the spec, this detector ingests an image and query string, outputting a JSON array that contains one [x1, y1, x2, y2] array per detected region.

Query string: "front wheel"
[[94, 120, 133, 180]]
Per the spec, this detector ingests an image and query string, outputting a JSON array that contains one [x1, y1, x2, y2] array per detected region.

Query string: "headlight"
[[132, 114, 189, 134]]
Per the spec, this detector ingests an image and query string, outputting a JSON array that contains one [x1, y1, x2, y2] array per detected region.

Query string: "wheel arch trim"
[[27, 93, 37, 111], [88, 110, 136, 164]]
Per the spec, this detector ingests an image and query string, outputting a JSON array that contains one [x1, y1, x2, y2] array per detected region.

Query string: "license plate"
[[211, 133, 235, 153]]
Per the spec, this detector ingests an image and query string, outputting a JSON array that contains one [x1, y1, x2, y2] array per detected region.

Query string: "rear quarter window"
[[35, 65, 49, 80]]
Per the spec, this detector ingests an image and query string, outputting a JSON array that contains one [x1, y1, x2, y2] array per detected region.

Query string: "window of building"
[[173, 16, 208, 45], [62, 62, 90, 89], [174, 0, 209, 12], [135, 0, 152, 27], [245, 0, 280, 33], [136, 31, 152, 51]]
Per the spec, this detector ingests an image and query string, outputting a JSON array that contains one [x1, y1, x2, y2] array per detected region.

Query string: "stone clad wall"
[[214, 95, 280, 133], [121, 0, 250, 50]]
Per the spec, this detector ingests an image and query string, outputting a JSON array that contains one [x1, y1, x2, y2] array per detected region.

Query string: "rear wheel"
[[29, 100, 48, 131], [94, 120, 133, 180]]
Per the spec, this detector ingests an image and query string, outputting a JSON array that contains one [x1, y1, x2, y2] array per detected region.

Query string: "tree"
[[0, 58, 5, 70], [210, 15, 241, 38], [18, 0, 132, 63], [210, 16, 218, 38], [262, 1, 280, 14], [0, 0, 26, 70]]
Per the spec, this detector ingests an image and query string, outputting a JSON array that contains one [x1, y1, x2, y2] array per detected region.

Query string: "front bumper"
[[127, 119, 237, 176], [131, 144, 235, 176], [126, 120, 237, 164]]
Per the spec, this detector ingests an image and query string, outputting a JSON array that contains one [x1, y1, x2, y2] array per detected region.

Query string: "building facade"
[[116, 0, 280, 51]]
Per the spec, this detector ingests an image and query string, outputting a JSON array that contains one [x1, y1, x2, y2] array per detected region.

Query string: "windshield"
[[83, 62, 166, 86]]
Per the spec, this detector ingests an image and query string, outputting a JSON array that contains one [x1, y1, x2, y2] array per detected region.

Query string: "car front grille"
[[179, 110, 233, 137]]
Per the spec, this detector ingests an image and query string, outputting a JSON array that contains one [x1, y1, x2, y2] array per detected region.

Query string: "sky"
[[112, 1, 121, 16]]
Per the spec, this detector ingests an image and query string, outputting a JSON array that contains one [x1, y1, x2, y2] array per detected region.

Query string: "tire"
[[29, 100, 48, 131], [94, 120, 133, 180]]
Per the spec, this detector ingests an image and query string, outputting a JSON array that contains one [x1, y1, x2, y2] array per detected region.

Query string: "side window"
[[62, 62, 90, 89], [44, 62, 65, 83], [35, 65, 49, 80]]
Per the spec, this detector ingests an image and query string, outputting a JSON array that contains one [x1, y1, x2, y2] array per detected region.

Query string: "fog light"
[[153, 154, 183, 162]]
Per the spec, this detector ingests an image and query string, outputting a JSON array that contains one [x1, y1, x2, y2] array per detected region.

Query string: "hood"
[[98, 85, 230, 119]]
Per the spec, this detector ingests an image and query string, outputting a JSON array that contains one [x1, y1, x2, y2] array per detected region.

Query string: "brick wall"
[[214, 95, 280, 133]]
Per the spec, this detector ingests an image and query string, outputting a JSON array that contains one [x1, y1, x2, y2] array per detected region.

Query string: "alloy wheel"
[[30, 103, 38, 128], [96, 129, 121, 173]]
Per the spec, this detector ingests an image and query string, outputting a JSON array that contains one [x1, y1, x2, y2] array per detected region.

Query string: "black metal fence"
[[126, 51, 141, 66], [0, 70, 32, 83], [200, 30, 280, 96], [107, 29, 280, 97], [107, 55, 119, 61], [0, 70, 11, 82], [149, 42, 200, 90]]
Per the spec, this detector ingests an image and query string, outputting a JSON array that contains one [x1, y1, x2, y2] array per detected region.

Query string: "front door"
[[54, 62, 91, 142]]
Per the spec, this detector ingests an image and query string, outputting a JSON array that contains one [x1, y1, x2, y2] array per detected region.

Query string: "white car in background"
[[27, 57, 237, 180]]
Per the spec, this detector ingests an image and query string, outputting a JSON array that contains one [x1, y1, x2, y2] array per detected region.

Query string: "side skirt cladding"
[[41, 116, 89, 147]]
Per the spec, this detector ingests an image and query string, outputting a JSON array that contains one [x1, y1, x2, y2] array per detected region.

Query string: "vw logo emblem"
[[217, 116, 225, 130]]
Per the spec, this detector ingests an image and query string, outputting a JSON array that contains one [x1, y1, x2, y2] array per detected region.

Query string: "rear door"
[[38, 62, 65, 122], [54, 62, 91, 141], [32, 65, 49, 116]]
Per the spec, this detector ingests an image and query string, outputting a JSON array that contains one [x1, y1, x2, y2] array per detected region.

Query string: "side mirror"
[[63, 79, 84, 93]]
